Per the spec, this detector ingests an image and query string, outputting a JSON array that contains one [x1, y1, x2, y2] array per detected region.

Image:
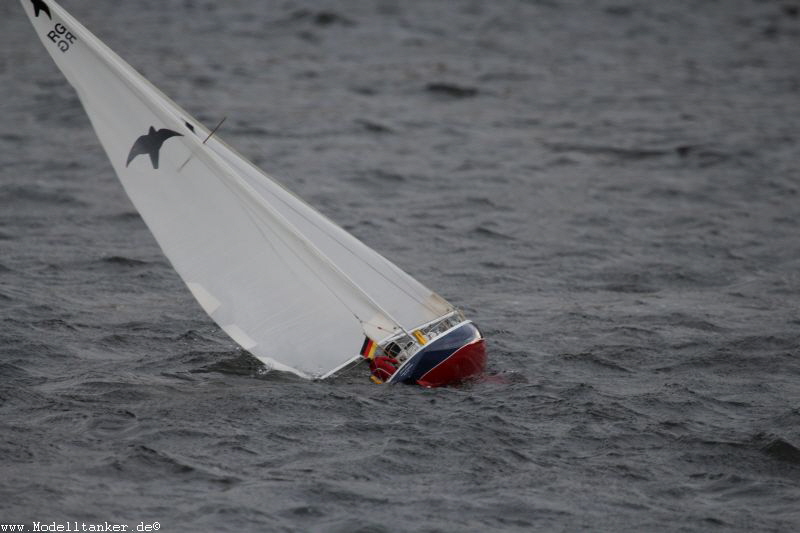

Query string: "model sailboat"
[[21, 0, 486, 386]]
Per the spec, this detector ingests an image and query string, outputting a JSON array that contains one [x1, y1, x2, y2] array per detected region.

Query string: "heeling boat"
[[21, 0, 487, 386]]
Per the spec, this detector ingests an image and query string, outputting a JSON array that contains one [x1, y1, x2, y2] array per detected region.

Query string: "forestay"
[[21, 0, 453, 378]]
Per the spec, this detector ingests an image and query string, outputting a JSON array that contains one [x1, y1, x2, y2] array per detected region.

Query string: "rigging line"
[[189, 136, 415, 340], [203, 139, 447, 317], [261, 182, 444, 315], [234, 174, 408, 338], [233, 186, 401, 360], [179, 146, 361, 324], [177, 116, 227, 172], [226, 173, 364, 326], [202, 116, 227, 144]]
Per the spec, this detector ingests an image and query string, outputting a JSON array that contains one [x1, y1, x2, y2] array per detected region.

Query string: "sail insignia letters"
[[47, 23, 76, 53]]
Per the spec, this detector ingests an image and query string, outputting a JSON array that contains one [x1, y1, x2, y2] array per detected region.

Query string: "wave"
[[758, 435, 800, 465], [0, 184, 87, 207], [98, 256, 150, 268]]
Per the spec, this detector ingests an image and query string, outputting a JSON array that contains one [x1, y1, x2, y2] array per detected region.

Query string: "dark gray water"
[[2, 0, 800, 531]]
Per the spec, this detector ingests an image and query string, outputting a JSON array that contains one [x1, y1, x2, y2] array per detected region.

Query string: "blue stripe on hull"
[[388, 322, 482, 384]]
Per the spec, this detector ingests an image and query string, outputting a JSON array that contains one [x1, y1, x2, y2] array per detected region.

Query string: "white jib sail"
[[21, 0, 453, 378]]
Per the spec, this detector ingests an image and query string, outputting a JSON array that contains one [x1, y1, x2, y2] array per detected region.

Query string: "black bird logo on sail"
[[126, 126, 182, 170], [30, 0, 51, 19]]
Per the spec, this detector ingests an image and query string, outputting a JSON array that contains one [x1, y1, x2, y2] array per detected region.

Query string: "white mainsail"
[[21, 0, 453, 378]]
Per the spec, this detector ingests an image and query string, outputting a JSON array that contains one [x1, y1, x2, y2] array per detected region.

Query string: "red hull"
[[416, 338, 487, 388]]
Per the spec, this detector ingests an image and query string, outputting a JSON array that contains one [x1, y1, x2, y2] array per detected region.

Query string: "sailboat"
[[20, 0, 487, 387]]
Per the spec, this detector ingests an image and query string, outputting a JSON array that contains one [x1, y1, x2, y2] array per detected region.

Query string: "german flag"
[[359, 337, 378, 359]]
